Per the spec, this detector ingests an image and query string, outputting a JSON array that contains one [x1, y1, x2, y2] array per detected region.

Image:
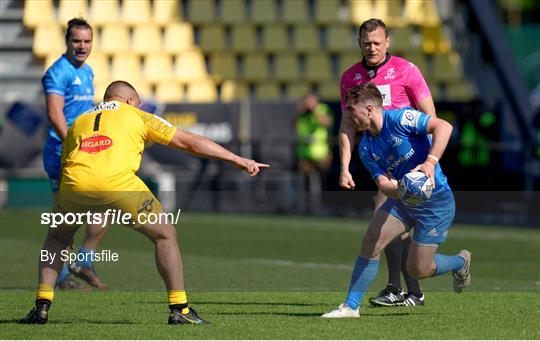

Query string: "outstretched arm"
[[168, 129, 269, 176]]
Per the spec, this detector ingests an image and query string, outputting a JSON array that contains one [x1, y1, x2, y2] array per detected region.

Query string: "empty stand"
[[100, 24, 131, 54], [164, 22, 194, 53], [23, 0, 54, 28], [58, 0, 89, 26], [122, 0, 151, 25], [33, 24, 64, 58], [90, 0, 120, 27], [132, 24, 162, 55]]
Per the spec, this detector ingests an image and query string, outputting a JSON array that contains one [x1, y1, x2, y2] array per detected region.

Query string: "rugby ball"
[[399, 171, 433, 205]]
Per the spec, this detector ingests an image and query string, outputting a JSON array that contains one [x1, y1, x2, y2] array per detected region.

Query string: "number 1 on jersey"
[[93, 113, 102, 131]]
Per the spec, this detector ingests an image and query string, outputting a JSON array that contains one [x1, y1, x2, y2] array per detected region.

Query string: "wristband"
[[426, 154, 438, 165]]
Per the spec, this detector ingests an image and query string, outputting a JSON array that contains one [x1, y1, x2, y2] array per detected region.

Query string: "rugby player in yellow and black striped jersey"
[[22, 81, 269, 325]]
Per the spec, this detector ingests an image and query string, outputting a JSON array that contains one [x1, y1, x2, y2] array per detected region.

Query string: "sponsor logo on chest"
[[80, 134, 113, 153]]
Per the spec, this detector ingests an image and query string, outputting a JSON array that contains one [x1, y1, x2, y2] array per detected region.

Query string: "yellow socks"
[[168, 290, 189, 314], [37, 283, 54, 302]]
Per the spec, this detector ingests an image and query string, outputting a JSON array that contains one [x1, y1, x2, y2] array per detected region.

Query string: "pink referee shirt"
[[340, 55, 431, 112]]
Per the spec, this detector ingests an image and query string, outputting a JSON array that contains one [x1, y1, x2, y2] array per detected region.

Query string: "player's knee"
[[149, 224, 177, 244], [407, 263, 431, 279]]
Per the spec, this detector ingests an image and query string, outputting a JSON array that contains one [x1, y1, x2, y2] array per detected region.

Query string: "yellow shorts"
[[55, 176, 162, 228]]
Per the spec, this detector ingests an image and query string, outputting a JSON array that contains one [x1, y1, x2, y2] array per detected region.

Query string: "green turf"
[[1, 209, 539, 339]]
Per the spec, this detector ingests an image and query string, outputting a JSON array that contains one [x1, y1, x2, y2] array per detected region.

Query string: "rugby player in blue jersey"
[[322, 83, 471, 318], [42, 18, 107, 290]]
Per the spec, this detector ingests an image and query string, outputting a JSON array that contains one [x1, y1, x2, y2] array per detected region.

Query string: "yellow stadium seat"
[[111, 54, 142, 80], [209, 54, 237, 80], [189, 0, 215, 23], [433, 52, 462, 82], [93, 81, 110, 102], [338, 52, 360, 74], [389, 26, 417, 53], [122, 0, 151, 24], [129, 79, 152, 98], [314, 0, 342, 24], [221, 80, 249, 102], [33, 24, 64, 58], [421, 25, 451, 55], [221, 0, 246, 23], [86, 52, 110, 83], [175, 50, 207, 81], [404, 0, 440, 27], [262, 25, 288, 52], [155, 80, 184, 103], [59, 0, 89, 25], [153, 0, 182, 25], [143, 53, 174, 83], [24, 0, 54, 29], [446, 80, 474, 101], [251, 0, 277, 23], [164, 22, 194, 53], [90, 0, 120, 26], [100, 24, 131, 54], [305, 54, 333, 81], [282, 0, 308, 23], [132, 24, 162, 55], [349, 0, 373, 26], [231, 25, 258, 52], [255, 83, 280, 100], [401, 52, 429, 77], [199, 25, 227, 52], [373, 0, 406, 28], [186, 80, 218, 103], [274, 53, 300, 81], [318, 81, 340, 101], [242, 54, 268, 81], [286, 82, 310, 100], [326, 25, 356, 52], [292, 25, 319, 52]]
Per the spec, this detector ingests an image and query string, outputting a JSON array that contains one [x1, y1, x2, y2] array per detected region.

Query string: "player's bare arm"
[[169, 129, 269, 176], [339, 111, 357, 189], [411, 117, 453, 187], [416, 96, 437, 118], [375, 172, 399, 199], [46, 94, 68, 140]]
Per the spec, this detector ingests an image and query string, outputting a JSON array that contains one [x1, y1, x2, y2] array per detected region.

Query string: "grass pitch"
[[1, 209, 539, 339]]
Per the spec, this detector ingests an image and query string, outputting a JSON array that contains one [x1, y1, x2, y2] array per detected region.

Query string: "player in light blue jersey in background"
[[322, 83, 471, 318], [42, 18, 107, 290]]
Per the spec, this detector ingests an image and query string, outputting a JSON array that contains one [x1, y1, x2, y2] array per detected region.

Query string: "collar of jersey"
[[361, 53, 391, 71]]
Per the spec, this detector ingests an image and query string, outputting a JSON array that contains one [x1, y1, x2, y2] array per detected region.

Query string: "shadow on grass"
[[141, 300, 321, 306], [0, 319, 136, 325]]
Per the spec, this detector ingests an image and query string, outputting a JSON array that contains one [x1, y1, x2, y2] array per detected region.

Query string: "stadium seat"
[[143, 54, 173, 83], [349, 0, 373, 26], [100, 24, 131, 54], [262, 25, 289, 52], [318, 81, 341, 100], [44, 54, 59, 70], [58, 0, 89, 26], [446, 80, 474, 101], [122, 0, 151, 24], [132, 24, 162, 55], [433, 52, 462, 82], [255, 83, 281, 100], [404, 0, 440, 27], [242, 54, 269, 81], [326, 25, 356, 52], [292, 25, 320, 52], [282, 0, 309, 23], [153, 0, 182, 25], [90, 0, 120, 27], [304, 54, 333, 81], [129, 79, 152, 98], [199, 25, 227, 52], [111, 54, 142, 80], [175, 50, 208, 81], [389, 26, 417, 53], [314, 0, 342, 24], [209, 53, 238, 80], [251, 0, 277, 23], [221, 0, 246, 23], [231, 25, 258, 52], [33, 24, 64, 58], [338, 52, 360, 74], [220, 80, 249, 102], [93, 81, 110, 102], [401, 51, 429, 76], [188, 0, 215, 23], [422, 25, 451, 54], [285, 82, 311, 100], [274, 53, 300, 81], [164, 22, 194, 53], [155, 80, 184, 103], [85, 52, 110, 83], [373, 0, 406, 28], [186, 80, 218, 103], [23, 0, 54, 28]]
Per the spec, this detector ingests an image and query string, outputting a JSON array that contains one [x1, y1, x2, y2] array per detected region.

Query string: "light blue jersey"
[[42, 55, 94, 190], [359, 108, 455, 245]]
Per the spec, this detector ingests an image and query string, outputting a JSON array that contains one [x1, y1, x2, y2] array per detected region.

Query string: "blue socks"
[[344, 257, 380, 310], [433, 253, 465, 276], [76, 247, 95, 269]]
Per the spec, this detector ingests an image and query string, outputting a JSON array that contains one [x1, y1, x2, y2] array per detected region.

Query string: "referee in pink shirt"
[[338, 18, 437, 308]]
